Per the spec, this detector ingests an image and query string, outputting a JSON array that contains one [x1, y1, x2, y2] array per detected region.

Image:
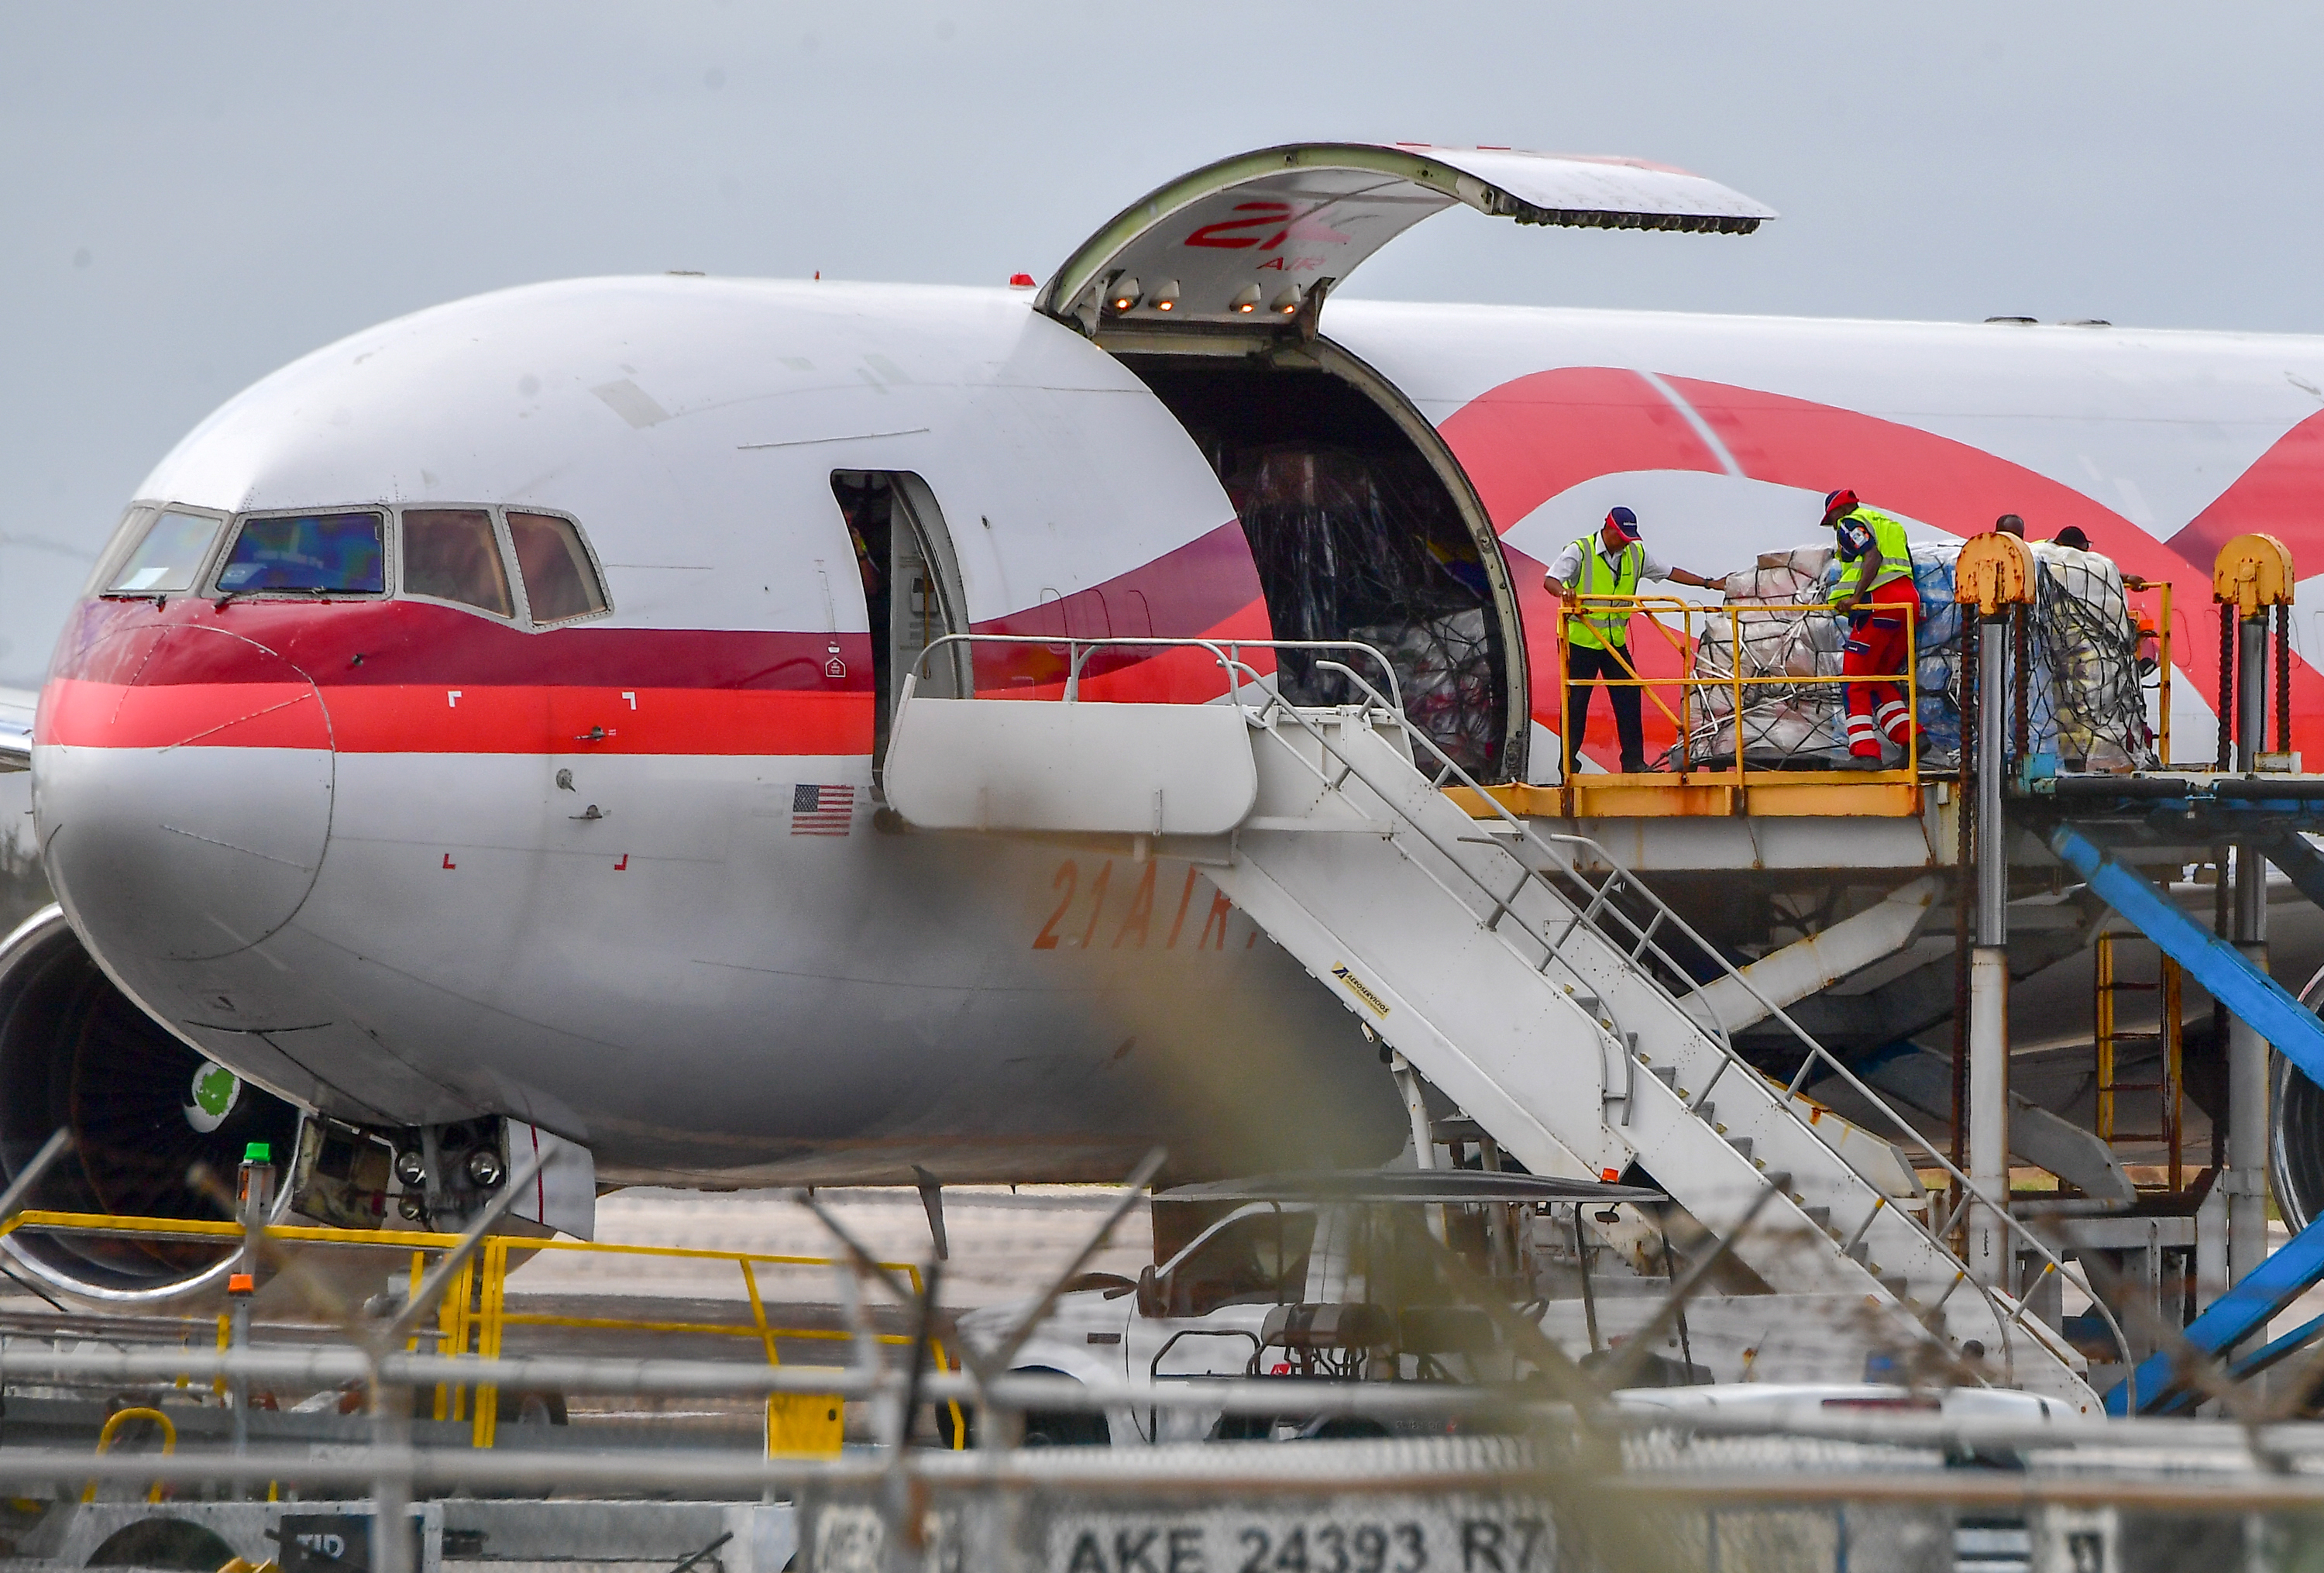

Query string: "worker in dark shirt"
[[2051, 523, 2154, 588]]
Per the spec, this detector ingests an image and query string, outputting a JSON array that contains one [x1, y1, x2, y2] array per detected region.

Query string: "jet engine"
[[0, 905, 300, 1299]]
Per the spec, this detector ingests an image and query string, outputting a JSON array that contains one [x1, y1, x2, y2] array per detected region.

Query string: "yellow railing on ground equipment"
[[81, 1405, 174, 1502], [0, 1210, 963, 1455]]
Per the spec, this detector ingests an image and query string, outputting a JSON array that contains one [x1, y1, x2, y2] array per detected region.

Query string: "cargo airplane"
[[6, 141, 2324, 1302]]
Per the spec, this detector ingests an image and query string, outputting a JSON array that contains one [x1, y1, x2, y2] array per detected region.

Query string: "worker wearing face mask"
[[1823, 489, 1921, 766]]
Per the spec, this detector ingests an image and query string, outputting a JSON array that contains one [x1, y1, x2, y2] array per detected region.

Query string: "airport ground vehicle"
[[965, 1169, 1668, 1447]]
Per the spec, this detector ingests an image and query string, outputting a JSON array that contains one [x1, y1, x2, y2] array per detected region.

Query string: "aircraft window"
[[215, 511, 386, 594], [401, 509, 514, 617], [105, 510, 222, 594], [508, 511, 609, 623], [1167, 1209, 1318, 1317]]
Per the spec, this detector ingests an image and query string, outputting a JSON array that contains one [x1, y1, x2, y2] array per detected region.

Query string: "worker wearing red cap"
[[1544, 506, 1727, 776], [1823, 489, 1920, 766]]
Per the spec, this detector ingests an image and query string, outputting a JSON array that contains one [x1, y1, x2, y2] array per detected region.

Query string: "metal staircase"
[[884, 637, 2102, 1409]]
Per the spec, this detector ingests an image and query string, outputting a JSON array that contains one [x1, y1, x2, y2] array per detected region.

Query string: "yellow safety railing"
[[83, 1405, 175, 1502], [461, 1234, 963, 1452], [0, 1210, 965, 1456], [1556, 595, 1920, 787], [2094, 930, 2186, 1193]]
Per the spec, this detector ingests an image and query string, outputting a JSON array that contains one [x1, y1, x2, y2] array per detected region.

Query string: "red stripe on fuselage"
[[40, 521, 1275, 753], [38, 679, 330, 751], [48, 597, 881, 692], [36, 679, 875, 756], [1443, 367, 1725, 529], [339, 684, 872, 754], [2169, 407, 2324, 572]]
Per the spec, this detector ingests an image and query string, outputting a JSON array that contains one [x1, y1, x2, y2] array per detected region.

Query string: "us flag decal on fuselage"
[[791, 783, 854, 836]]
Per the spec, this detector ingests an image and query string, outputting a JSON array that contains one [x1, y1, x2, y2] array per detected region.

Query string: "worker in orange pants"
[[1823, 489, 1920, 765]]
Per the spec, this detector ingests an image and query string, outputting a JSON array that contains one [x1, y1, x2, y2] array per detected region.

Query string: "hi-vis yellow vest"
[[1831, 508, 1915, 599], [1565, 537, 1641, 650]]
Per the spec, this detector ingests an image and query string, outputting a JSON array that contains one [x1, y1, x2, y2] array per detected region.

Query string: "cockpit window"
[[508, 511, 608, 622], [106, 511, 223, 594], [216, 511, 386, 594], [401, 509, 514, 617]]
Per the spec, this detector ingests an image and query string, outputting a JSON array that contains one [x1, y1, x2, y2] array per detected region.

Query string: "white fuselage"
[[33, 276, 2324, 1183]]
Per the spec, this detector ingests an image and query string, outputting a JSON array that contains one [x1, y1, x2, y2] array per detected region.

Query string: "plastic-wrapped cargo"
[[1672, 539, 2155, 773], [1681, 544, 1855, 770], [1898, 540, 1979, 762], [1349, 608, 1499, 773], [2030, 541, 2154, 773], [1226, 445, 1507, 776]]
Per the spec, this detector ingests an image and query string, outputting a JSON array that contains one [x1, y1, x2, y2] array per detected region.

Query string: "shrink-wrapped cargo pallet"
[[1683, 546, 1845, 768], [2031, 541, 2155, 773], [1669, 539, 2155, 773], [1227, 444, 1505, 776]]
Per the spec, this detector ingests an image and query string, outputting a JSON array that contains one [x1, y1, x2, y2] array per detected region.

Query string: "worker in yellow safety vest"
[[1544, 506, 1728, 777], [1824, 488, 1921, 766]]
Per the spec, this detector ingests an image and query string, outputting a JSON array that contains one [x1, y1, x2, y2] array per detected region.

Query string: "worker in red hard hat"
[[2133, 605, 2161, 676], [1822, 490, 1921, 767]]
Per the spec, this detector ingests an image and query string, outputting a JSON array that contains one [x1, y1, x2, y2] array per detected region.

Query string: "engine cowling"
[[2274, 1050, 2324, 1234], [0, 905, 300, 1299]]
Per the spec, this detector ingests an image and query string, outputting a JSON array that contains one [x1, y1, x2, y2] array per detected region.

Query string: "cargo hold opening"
[[1119, 350, 1525, 781]]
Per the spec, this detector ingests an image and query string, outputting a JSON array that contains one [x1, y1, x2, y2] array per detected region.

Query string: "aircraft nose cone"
[[36, 623, 332, 961]]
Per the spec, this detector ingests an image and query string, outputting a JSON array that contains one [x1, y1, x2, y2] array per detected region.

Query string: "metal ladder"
[[2092, 931, 2186, 1193]]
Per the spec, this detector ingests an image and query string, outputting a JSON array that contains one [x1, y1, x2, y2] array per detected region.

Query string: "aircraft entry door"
[[830, 470, 969, 786]]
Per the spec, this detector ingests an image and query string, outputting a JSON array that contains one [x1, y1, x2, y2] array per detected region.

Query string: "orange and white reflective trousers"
[[1841, 577, 1919, 758]]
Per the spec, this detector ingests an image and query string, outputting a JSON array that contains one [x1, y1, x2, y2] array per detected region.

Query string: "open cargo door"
[[1040, 143, 1776, 783], [1039, 142, 1778, 335]]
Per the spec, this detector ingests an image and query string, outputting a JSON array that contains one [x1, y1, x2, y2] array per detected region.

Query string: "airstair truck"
[[887, 636, 2101, 1410]]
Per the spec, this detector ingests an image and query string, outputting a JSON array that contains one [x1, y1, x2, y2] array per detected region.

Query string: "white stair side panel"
[[1208, 851, 1620, 1185], [1219, 828, 1896, 1302], [885, 694, 1257, 834]]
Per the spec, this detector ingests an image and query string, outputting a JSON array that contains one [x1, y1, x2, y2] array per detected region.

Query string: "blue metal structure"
[[2231, 1310, 2324, 1384], [2046, 822, 2324, 1414], [2265, 832, 2324, 914]]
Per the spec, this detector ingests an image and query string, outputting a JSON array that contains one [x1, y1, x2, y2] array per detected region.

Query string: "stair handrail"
[[1243, 659, 2126, 1399], [909, 632, 1404, 715], [1224, 669, 2012, 1365]]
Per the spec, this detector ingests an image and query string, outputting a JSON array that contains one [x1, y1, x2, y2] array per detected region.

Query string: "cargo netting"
[[1671, 539, 2158, 773], [1224, 444, 1507, 778]]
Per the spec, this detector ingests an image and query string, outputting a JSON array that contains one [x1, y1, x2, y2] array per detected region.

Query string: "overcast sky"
[[4, 2, 2319, 685]]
